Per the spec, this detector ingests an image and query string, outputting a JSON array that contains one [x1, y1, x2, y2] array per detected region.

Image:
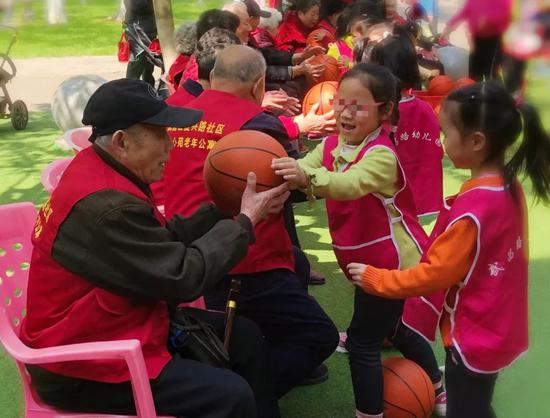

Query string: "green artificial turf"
[[0, 0, 225, 58], [1, 69, 550, 416], [0, 1, 549, 412]]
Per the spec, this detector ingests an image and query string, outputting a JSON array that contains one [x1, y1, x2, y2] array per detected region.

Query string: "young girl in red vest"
[[326, 12, 371, 75], [272, 63, 445, 418], [347, 81, 550, 418], [275, 0, 322, 52], [369, 26, 444, 216]]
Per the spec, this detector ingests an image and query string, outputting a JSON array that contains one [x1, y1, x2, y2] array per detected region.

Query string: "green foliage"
[[0, 0, 225, 58]]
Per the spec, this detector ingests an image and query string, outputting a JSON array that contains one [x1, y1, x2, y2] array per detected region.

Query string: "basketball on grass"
[[382, 357, 435, 418], [303, 81, 338, 115], [203, 130, 288, 215]]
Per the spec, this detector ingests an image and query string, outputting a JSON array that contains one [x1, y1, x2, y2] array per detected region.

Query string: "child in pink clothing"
[[440, 0, 513, 80], [348, 81, 550, 418], [369, 25, 444, 216]]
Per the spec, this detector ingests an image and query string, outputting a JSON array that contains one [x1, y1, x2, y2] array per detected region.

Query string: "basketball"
[[427, 75, 455, 96], [382, 357, 435, 418], [203, 130, 288, 215], [306, 54, 340, 86], [303, 81, 338, 115], [306, 28, 336, 50], [453, 77, 476, 91]]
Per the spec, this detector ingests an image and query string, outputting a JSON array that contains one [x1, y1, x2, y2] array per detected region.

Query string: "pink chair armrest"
[[12, 339, 158, 417], [13, 339, 142, 364]]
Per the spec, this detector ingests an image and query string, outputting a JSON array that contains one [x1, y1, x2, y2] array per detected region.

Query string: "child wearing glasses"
[[272, 62, 444, 418]]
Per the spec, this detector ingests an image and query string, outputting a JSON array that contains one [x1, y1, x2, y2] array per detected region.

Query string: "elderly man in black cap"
[[20, 78, 288, 418]]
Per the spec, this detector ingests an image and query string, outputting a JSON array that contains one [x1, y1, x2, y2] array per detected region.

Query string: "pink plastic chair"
[[63, 127, 93, 154], [40, 157, 74, 194], [0, 202, 172, 418]]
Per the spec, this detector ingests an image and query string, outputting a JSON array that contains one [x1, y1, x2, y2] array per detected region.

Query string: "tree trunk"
[[152, 0, 177, 72], [112, 0, 126, 21], [47, 0, 67, 24]]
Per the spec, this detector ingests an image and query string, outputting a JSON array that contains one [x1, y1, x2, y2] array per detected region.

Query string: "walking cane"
[[224, 278, 241, 351]]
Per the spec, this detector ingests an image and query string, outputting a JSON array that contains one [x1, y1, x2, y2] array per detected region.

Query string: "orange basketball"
[[302, 81, 338, 115], [203, 130, 288, 215], [306, 54, 340, 86], [306, 28, 336, 50], [382, 357, 435, 418], [453, 77, 476, 91], [427, 75, 455, 96]]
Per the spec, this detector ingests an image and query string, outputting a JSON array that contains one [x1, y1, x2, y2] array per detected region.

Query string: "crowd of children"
[[155, 1, 550, 417]]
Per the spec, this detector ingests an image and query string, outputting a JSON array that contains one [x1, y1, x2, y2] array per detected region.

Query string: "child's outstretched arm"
[[300, 147, 398, 201], [347, 219, 478, 298], [272, 157, 309, 190]]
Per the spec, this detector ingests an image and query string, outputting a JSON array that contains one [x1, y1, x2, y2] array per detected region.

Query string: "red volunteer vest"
[[394, 96, 443, 216], [163, 89, 294, 274], [403, 183, 528, 372], [151, 79, 204, 207], [21, 148, 171, 383], [322, 133, 428, 278]]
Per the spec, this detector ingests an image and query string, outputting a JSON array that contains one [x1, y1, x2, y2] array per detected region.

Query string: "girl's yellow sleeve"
[[298, 146, 398, 201]]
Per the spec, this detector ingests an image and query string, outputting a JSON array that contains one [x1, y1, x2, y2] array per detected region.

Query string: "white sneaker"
[[434, 391, 447, 416], [335, 331, 348, 353]]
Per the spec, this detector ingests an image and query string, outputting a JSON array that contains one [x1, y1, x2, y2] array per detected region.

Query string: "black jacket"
[[51, 145, 254, 305], [124, 0, 157, 38]]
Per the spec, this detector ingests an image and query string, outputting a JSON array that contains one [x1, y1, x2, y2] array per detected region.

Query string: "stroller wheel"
[[11, 100, 28, 130]]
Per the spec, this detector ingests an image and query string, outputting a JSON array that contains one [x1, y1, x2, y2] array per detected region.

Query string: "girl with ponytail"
[[347, 81, 549, 418], [272, 63, 444, 418]]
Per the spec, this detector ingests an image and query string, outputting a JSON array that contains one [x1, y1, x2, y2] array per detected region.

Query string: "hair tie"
[[514, 95, 524, 108]]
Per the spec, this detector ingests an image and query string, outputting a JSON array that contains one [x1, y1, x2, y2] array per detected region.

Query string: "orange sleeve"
[[361, 218, 478, 298]]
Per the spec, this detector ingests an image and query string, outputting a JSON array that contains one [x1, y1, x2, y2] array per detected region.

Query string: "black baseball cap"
[[241, 0, 271, 18], [82, 78, 203, 142]]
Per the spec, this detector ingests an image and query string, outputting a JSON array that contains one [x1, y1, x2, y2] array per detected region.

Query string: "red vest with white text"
[[164, 89, 294, 274], [403, 184, 528, 372], [394, 96, 443, 216], [322, 133, 428, 277], [21, 148, 171, 383]]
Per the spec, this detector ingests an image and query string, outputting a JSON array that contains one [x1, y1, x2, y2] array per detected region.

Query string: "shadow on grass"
[[0, 112, 70, 206]]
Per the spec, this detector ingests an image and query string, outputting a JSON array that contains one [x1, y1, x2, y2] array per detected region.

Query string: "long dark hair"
[[340, 62, 401, 142], [369, 25, 421, 89], [445, 81, 550, 202]]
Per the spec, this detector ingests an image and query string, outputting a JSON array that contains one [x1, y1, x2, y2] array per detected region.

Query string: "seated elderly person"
[[21, 79, 288, 418]]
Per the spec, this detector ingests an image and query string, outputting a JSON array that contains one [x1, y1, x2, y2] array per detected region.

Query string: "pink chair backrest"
[[63, 127, 93, 154], [40, 157, 73, 194], [0, 202, 36, 333]]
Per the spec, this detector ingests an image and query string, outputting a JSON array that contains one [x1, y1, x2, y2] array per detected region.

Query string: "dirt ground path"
[[9, 56, 128, 112], [7, 0, 470, 113]]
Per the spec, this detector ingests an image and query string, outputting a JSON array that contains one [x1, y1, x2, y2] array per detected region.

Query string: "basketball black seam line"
[[383, 399, 419, 418], [383, 364, 428, 417], [207, 147, 283, 188]]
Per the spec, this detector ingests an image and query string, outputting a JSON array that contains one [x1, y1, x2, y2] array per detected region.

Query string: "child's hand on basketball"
[[240, 172, 290, 225], [271, 157, 308, 190], [347, 263, 367, 286]]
